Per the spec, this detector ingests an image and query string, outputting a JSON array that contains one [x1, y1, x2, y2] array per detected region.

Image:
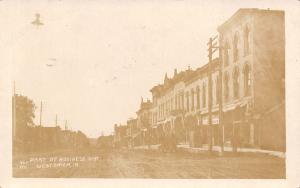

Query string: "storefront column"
[[249, 123, 254, 146]]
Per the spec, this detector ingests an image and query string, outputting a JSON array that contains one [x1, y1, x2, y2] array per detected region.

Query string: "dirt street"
[[13, 149, 285, 178]]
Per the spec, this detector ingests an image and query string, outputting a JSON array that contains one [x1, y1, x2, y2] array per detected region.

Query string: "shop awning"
[[131, 132, 140, 139]]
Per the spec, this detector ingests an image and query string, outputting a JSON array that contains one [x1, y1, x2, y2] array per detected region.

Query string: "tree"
[[13, 94, 36, 136]]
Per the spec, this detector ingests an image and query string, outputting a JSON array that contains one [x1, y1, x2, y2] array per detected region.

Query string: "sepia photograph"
[[1, 0, 300, 188]]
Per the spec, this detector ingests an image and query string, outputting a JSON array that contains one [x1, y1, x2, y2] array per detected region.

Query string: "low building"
[[113, 124, 128, 148], [97, 135, 113, 149], [136, 98, 152, 146], [126, 118, 140, 148]]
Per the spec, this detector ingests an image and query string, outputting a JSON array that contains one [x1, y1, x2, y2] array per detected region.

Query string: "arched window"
[[186, 91, 189, 112], [224, 72, 229, 102], [159, 105, 161, 118], [179, 94, 182, 110], [196, 86, 200, 109], [181, 93, 184, 110], [233, 32, 239, 62], [202, 83, 206, 108], [212, 79, 216, 105], [191, 89, 195, 111], [175, 94, 178, 110], [233, 67, 240, 99], [215, 75, 220, 104], [244, 26, 250, 55], [243, 64, 251, 96], [224, 40, 230, 66]]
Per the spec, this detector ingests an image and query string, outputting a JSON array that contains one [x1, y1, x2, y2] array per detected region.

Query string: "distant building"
[[126, 118, 140, 147], [97, 135, 113, 149], [149, 60, 219, 147], [113, 124, 128, 148], [136, 98, 152, 145], [24, 126, 62, 152]]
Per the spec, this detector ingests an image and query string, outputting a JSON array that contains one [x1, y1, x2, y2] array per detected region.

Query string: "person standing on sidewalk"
[[170, 132, 177, 152]]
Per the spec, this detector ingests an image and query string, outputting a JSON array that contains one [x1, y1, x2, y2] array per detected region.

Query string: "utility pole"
[[207, 36, 218, 153], [208, 35, 227, 155], [39, 101, 43, 126], [218, 35, 224, 154], [13, 81, 16, 138], [65, 120, 68, 130], [55, 114, 58, 126]]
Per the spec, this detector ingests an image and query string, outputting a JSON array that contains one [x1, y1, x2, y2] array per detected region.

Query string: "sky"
[[0, 0, 297, 138]]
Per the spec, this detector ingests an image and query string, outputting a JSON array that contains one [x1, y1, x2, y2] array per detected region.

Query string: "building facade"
[[112, 8, 285, 152], [126, 118, 140, 148], [149, 60, 220, 148], [136, 98, 152, 145], [218, 8, 285, 151], [113, 124, 128, 148]]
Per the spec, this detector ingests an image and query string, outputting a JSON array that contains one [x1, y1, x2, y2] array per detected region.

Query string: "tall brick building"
[[114, 8, 285, 151], [218, 8, 285, 151]]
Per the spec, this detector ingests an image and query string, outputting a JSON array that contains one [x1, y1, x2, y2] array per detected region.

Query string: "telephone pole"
[[207, 36, 218, 153], [13, 81, 16, 138], [39, 101, 43, 126], [208, 35, 226, 155], [218, 36, 224, 154], [55, 114, 58, 126], [65, 120, 68, 130]]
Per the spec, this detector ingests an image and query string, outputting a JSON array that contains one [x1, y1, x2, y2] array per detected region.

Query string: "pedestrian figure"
[[159, 132, 168, 152], [232, 125, 236, 153], [170, 133, 177, 152]]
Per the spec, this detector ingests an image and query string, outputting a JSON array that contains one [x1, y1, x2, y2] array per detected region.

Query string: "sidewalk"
[[178, 144, 285, 158], [133, 144, 285, 158], [133, 144, 160, 150]]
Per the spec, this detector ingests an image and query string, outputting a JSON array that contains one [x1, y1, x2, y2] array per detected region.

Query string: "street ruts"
[[13, 148, 285, 178]]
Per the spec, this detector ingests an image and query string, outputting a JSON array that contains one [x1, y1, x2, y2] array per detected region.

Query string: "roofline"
[[149, 58, 220, 94], [217, 8, 284, 33], [184, 58, 219, 84]]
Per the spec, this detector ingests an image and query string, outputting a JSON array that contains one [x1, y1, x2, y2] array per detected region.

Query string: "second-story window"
[[202, 83, 206, 108], [196, 86, 200, 109], [177, 95, 179, 110], [159, 104, 161, 118], [224, 72, 229, 102], [191, 89, 195, 111], [216, 75, 220, 104], [233, 67, 240, 99], [166, 101, 168, 115], [244, 26, 250, 56], [224, 40, 230, 66], [175, 95, 178, 110], [181, 93, 184, 110], [166, 102, 168, 115], [243, 63, 251, 96], [165, 102, 167, 116], [233, 32, 239, 62], [186, 91, 190, 112]]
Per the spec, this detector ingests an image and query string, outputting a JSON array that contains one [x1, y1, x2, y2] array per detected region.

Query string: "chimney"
[[174, 68, 178, 77], [164, 73, 168, 84]]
